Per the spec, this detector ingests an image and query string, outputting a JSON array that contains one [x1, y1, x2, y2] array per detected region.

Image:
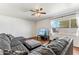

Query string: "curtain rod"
[[49, 13, 76, 20], [49, 10, 77, 20], [53, 13, 76, 19]]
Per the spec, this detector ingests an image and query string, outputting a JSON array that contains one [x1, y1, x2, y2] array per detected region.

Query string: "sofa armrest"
[[0, 49, 4, 55], [61, 39, 73, 55]]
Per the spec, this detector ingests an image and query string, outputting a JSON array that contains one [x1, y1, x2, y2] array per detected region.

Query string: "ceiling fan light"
[[30, 7, 46, 17], [34, 13, 41, 17]]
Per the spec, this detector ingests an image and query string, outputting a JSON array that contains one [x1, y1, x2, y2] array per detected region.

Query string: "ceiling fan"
[[29, 8, 46, 17]]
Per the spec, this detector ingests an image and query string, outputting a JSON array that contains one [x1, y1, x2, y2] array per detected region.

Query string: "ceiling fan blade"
[[40, 12, 46, 14], [30, 10, 36, 12], [32, 13, 36, 15]]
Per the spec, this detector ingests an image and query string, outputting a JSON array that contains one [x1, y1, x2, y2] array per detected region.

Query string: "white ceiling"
[[0, 3, 79, 21]]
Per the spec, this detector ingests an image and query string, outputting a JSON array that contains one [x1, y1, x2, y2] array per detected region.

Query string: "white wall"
[[36, 19, 51, 30], [34, 19, 51, 35], [0, 15, 34, 38]]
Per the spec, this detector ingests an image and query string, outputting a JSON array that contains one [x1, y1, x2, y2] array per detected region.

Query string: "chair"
[[37, 28, 49, 40]]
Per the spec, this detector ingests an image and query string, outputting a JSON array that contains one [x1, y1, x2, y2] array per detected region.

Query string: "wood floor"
[[36, 39, 49, 45], [73, 47, 79, 55]]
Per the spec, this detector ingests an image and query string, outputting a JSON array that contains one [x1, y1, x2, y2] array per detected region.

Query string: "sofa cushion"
[[0, 37, 11, 50], [47, 39, 68, 55], [0, 33, 11, 43], [29, 51, 41, 55], [6, 34, 14, 41], [29, 46, 55, 55], [14, 37, 26, 43], [11, 38, 29, 55]]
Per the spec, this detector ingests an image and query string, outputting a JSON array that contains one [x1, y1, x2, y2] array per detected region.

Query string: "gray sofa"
[[29, 37, 73, 55], [0, 33, 73, 55]]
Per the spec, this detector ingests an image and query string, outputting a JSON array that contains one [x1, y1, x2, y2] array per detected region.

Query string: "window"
[[71, 19, 78, 28], [60, 20, 69, 28], [51, 18, 77, 28], [51, 20, 60, 28]]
